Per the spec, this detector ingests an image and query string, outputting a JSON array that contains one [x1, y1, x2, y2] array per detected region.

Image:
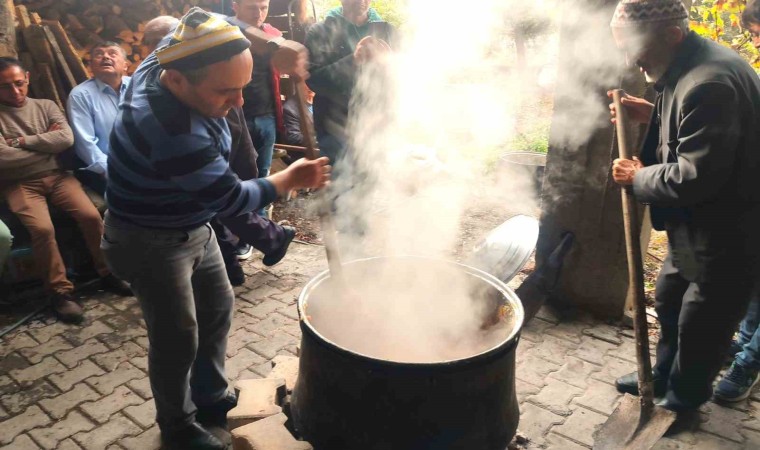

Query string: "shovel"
[[593, 90, 676, 450], [291, 80, 347, 288]]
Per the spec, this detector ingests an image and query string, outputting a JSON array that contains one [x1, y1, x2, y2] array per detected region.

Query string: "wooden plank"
[[42, 24, 78, 91], [42, 20, 89, 83], [30, 12, 41, 26], [0, 0, 15, 57], [22, 24, 67, 105], [15, 5, 30, 30], [35, 63, 63, 109]]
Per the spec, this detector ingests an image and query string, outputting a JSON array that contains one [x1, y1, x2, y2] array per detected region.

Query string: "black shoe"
[[226, 260, 245, 286], [50, 293, 84, 324], [615, 371, 667, 397], [196, 391, 238, 427], [100, 274, 133, 297], [263, 226, 296, 266], [727, 339, 744, 361], [161, 422, 226, 450]]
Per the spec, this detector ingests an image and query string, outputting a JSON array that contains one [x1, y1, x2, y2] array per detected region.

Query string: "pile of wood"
[[12, 4, 89, 109], [4, 0, 312, 107], [16, 0, 227, 74]]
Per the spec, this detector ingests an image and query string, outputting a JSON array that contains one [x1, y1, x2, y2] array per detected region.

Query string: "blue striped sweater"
[[106, 53, 275, 229]]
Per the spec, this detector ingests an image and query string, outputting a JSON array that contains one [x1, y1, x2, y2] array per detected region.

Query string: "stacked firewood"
[[15, 0, 228, 74], [13, 4, 89, 109], [10, 0, 311, 106]]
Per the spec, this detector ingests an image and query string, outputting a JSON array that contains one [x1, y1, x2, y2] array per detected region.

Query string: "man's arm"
[[20, 101, 74, 154], [66, 91, 108, 175], [0, 139, 49, 169], [633, 82, 740, 206], [305, 24, 356, 97], [152, 129, 328, 217]]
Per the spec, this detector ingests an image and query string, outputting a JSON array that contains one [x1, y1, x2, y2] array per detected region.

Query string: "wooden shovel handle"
[[291, 81, 345, 283], [612, 89, 655, 404]]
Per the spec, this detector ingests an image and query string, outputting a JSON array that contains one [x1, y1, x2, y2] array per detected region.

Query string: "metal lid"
[[466, 214, 540, 284]]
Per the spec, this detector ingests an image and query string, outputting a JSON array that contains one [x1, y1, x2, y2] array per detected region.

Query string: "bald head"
[[144, 16, 180, 53]]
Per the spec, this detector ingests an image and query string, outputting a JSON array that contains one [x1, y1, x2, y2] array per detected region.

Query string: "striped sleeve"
[[149, 124, 275, 217]]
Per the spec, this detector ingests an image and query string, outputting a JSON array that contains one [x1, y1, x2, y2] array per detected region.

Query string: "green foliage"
[[312, 0, 406, 27], [690, 0, 760, 69]]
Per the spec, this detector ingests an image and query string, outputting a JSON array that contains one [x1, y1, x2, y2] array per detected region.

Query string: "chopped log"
[[35, 62, 63, 109], [42, 20, 89, 83], [103, 14, 130, 40], [15, 5, 31, 30], [0, 0, 15, 57], [42, 25, 78, 91], [30, 12, 41, 25], [80, 15, 103, 34], [65, 14, 84, 30]]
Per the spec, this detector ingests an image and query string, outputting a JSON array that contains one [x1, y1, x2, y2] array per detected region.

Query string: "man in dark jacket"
[[609, 0, 760, 412], [282, 85, 314, 146], [305, 0, 395, 167]]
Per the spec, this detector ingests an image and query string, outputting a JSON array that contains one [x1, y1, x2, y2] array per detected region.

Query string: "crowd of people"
[[0, 0, 759, 448]]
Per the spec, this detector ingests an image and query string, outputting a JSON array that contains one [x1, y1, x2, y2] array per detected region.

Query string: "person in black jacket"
[[282, 85, 315, 146], [304, 0, 395, 168], [608, 0, 760, 412]]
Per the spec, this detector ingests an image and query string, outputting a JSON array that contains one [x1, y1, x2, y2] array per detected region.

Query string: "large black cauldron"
[[291, 257, 524, 450]]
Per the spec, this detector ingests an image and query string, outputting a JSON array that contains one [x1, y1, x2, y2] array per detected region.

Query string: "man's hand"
[[48, 123, 62, 132], [612, 157, 643, 185], [354, 36, 391, 64], [607, 90, 654, 125], [5, 136, 25, 147], [266, 157, 331, 196], [271, 40, 309, 81]]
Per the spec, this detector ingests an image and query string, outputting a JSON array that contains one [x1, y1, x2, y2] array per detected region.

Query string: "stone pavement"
[[0, 241, 758, 449]]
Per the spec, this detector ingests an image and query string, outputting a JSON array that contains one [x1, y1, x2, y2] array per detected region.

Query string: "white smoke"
[[307, 0, 626, 362]]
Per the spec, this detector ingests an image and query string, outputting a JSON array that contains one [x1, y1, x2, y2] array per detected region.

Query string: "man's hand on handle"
[[607, 90, 654, 125], [266, 157, 331, 197], [612, 157, 643, 186]]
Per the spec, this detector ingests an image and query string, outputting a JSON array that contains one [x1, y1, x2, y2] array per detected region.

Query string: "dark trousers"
[[74, 170, 107, 198], [212, 213, 285, 266], [653, 250, 755, 407]]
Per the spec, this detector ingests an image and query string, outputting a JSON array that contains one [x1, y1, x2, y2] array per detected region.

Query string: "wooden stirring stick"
[[291, 81, 347, 286]]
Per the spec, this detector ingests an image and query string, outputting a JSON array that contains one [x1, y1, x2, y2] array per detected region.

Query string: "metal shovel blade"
[[593, 394, 677, 450]]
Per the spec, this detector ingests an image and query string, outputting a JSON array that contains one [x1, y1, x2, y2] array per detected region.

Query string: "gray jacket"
[[633, 31, 760, 282]]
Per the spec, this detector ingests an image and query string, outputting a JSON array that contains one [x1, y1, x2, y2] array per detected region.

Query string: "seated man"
[[0, 57, 131, 323], [282, 84, 315, 147], [67, 42, 131, 196]]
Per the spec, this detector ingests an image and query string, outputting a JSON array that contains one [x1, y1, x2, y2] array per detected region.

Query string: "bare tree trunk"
[[0, 0, 16, 58]]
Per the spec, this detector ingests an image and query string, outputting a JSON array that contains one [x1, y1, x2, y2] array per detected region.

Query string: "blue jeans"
[[247, 114, 276, 178], [736, 294, 760, 370]]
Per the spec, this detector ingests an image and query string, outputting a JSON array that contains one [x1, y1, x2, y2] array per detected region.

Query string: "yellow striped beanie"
[[156, 7, 251, 71]]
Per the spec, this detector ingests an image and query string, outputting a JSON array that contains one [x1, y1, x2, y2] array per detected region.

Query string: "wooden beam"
[[15, 5, 30, 30], [42, 20, 89, 83], [22, 24, 67, 105], [0, 0, 15, 57], [42, 25, 78, 92], [35, 63, 63, 109]]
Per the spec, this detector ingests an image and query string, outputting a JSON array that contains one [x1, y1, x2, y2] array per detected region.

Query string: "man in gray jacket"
[[609, 0, 760, 412]]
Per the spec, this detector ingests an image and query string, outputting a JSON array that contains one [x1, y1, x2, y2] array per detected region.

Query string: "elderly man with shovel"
[[607, 0, 760, 425]]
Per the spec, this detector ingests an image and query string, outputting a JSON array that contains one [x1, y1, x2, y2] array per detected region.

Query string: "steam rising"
[[308, 0, 625, 361]]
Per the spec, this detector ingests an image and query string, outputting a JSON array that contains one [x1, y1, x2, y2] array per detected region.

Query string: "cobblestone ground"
[[1, 242, 759, 449]]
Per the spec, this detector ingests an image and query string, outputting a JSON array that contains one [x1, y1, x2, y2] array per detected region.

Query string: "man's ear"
[[162, 69, 184, 89], [665, 25, 686, 45]]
